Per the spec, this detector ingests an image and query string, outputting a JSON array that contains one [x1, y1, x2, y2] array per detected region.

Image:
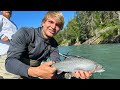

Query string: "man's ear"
[[41, 22, 45, 27]]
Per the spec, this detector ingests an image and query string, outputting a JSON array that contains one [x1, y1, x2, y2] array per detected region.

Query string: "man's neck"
[[2, 15, 10, 20], [41, 29, 49, 40]]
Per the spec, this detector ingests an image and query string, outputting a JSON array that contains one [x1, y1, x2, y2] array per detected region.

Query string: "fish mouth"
[[96, 68, 105, 73]]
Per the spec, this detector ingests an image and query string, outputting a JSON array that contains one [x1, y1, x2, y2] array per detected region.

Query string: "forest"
[[54, 11, 120, 46]]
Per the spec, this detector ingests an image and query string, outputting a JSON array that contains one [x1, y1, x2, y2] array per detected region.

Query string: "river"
[[58, 44, 120, 79]]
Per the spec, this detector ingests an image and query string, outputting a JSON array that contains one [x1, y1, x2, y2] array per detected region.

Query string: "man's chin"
[[48, 33, 54, 37], [49, 35, 54, 38]]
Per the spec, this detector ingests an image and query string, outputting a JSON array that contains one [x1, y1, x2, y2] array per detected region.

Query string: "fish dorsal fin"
[[59, 52, 85, 59], [59, 52, 70, 60]]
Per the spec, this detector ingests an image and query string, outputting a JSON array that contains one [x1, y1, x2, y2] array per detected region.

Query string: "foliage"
[[55, 11, 120, 46]]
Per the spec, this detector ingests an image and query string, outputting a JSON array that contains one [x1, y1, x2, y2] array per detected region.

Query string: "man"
[[0, 11, 20, 79], [5, 11, 93, 79]]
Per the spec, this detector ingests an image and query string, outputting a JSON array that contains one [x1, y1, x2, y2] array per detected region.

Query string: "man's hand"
[[28, 61, 56, 79], [72, 70, 93, 79]]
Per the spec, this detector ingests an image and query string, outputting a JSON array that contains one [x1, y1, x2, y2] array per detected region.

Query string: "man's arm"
[[28, 61, 56, 79], [0, 16, 4, 40], [5, 29, 30, 77], [0, 16, 16, 42], [0, 15, 3, 28]]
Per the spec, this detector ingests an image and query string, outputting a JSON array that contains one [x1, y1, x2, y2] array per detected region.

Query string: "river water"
[[58, 44, 120, 79]]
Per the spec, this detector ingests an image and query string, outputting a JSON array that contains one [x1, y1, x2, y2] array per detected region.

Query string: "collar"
[[38, 27, 51, 44]]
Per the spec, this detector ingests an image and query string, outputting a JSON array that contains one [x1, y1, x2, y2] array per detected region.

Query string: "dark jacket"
[[5, 27, 60, 78]]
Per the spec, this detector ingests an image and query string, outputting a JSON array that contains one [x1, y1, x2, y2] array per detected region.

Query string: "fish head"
[[94, 64, 105, 73]]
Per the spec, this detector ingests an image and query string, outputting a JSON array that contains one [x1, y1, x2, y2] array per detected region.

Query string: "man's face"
[[42, 17, 61, 39], [2, 11, 12, 19]]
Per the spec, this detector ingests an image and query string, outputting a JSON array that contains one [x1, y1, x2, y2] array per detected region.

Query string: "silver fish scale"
[[52, 56, 104, 73]]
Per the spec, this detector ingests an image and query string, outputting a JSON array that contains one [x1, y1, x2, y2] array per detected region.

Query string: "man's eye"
[[56, 24, 61, 28], [49, 21, 54, 24]]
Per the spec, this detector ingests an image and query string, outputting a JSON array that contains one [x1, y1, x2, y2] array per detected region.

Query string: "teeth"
[[50, 31, 54, 34]]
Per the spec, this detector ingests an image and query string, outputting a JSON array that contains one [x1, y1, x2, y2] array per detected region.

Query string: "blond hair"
[[42, 11, 64, 29]]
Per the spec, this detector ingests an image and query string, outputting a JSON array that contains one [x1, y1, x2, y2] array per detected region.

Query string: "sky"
[[0, 11, 76, 29]]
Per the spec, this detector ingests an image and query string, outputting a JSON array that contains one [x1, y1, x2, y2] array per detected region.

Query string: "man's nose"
[[51, 24, 56, 29]]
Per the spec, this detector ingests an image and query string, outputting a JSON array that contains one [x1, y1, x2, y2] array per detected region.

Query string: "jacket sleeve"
[[0, 15, 17, 40], [50, 46, 60, 61], [0, 16, 3, 37], [5, 28, 30, 77], [0, 16, 3, 28], [49, 38, 60, 61]]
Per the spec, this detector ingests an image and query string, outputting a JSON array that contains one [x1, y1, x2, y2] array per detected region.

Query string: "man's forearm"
[[5, 58, 30, 77]]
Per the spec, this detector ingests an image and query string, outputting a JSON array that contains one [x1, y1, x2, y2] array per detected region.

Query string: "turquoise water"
[[58, 44, 120, 79]]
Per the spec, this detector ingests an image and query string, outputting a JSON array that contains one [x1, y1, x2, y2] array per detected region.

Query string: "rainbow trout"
[[52, 55, 105, 79]]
